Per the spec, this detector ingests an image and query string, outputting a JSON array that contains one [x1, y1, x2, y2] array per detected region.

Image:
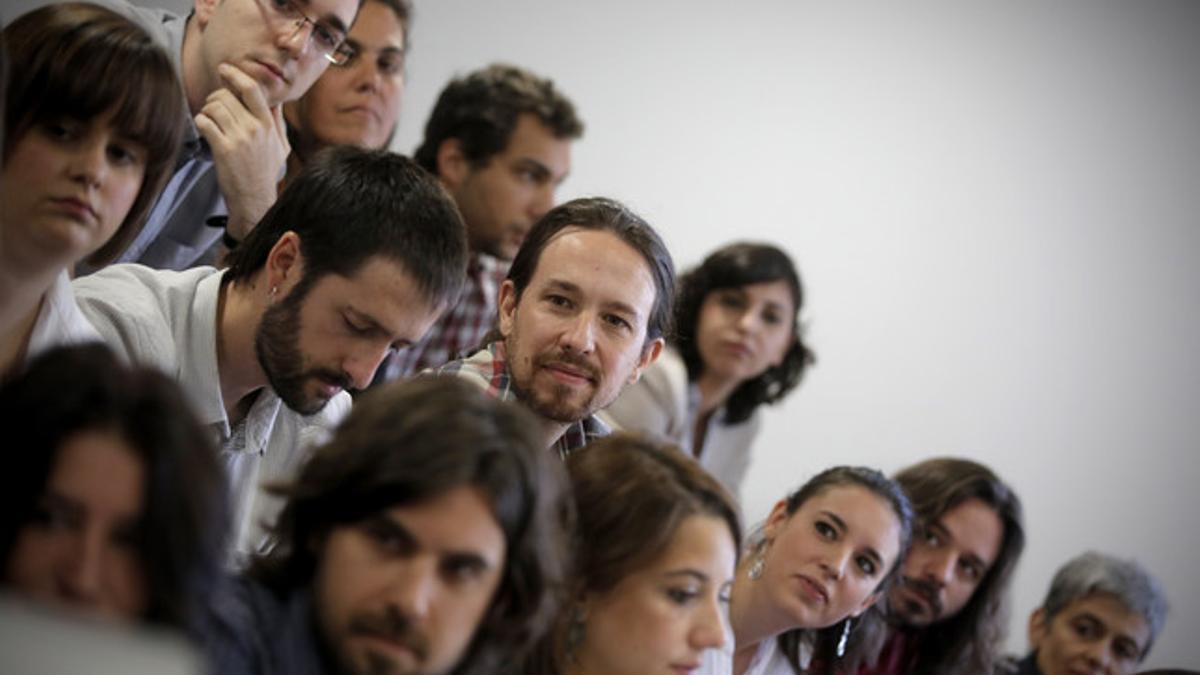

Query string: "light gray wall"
[[394, 2, 1200, 667], [107, 0, 1200, 667]]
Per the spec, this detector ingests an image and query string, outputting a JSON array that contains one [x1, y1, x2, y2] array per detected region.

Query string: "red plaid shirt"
[[379, 252, 508, 381]]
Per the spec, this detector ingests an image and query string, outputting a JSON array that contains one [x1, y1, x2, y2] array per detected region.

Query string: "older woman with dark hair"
[[0, 343, 227, 634], [524, 433, 742, 675], [603, 242, 815, 501], [0, 2, 184, 376]]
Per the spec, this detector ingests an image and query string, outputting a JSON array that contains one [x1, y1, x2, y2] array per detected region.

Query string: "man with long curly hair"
[[857, 457, 1025, 675]]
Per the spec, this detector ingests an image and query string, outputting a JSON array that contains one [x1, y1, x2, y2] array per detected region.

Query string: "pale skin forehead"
[[528, 226, 659, 323]]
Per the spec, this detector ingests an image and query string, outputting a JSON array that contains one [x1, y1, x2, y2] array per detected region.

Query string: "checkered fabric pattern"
[[432, 341, 609, 459], [381, 252, 509, 381]]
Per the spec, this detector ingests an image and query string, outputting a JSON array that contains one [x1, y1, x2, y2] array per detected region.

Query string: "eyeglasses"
[[258, 0, 355, 65], [331, 43, 406, 77]]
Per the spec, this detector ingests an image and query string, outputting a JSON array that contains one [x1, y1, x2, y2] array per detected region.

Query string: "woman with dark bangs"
[[602, 242, 815, 501], [0, 343, 227, 634], [0, 2, 184, 377]]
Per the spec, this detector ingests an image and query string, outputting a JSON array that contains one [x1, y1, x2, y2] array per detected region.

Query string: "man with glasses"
[[281, 0, 409, 189], [9, 0, 362, 271]]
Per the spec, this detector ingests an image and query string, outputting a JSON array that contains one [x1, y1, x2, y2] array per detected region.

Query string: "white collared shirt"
[[73, 264, 350, 558], [25, 271, 102, 362]]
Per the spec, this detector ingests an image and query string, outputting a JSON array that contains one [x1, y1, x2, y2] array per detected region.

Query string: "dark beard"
[[506, 341, 600, 424], [254, 279, 348, 415]]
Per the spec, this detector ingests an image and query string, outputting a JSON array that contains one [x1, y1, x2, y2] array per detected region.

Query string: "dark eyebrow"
[[763, 300, 788, 312], [543, 279, 641, 321], [443, 551, 493, 572], [1112, 634, 1144, 657], [820, 510, 848, 534], [823, 509, 884, 568], [663, 569, 710, 583], [544, 279, 582, 296], [930, 518, 992, 570], [367, 513, 416, 548], [514, 157, 553, 181]]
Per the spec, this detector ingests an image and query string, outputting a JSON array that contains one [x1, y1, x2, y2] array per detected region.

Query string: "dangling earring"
[[269, 286, 279, 302], [565, 606, 587, 662], [748, 554, 765, 580], [836, 616, 854, 658]]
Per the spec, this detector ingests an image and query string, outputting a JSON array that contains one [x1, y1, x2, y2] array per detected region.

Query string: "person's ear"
[[436, 138, 470, 190], [497, 280, 518, 338], [762, 499, 791, 543], [1028, 607, 1048, 650], [627, 337, 664, 385], [193, 0, 220, 28], [264, 231, 304, 296]]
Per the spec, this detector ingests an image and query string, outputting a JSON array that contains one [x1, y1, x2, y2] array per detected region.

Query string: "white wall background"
[[126, 0, 1200, 667]]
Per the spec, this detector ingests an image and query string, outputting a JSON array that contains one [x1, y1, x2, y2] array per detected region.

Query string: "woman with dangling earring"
[[700, 466, 915, 675]]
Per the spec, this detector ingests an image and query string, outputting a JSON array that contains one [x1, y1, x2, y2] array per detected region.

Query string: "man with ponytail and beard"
[[73, 148, 467, 558], [432, 196, 673, 458]]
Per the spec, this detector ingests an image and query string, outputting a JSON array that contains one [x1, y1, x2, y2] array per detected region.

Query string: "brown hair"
[[674, 242, 816, 423], [414, 63, 582, 173], [0, 344, 227, 636], [525, 434, 740, 673], [2, 3, 184, 267], [893, 457, 1025, 675], [252, 376, 569, 673], [502, 197, 675, 345]]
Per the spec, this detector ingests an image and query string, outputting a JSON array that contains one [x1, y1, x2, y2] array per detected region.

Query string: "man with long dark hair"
[[433, 196, 674, 457], [857, 457, 1025, 675], [206, 377, 568, 675]]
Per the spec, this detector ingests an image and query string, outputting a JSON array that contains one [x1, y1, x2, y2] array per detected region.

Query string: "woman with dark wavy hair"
[[0, 344, 227, 635], [603, 242, 814, 500], [0, 2, 184, 377]]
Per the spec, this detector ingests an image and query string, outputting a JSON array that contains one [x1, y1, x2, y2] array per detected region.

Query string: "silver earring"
[[836, 617, 853, 658], [748, 554, 765, 580]]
